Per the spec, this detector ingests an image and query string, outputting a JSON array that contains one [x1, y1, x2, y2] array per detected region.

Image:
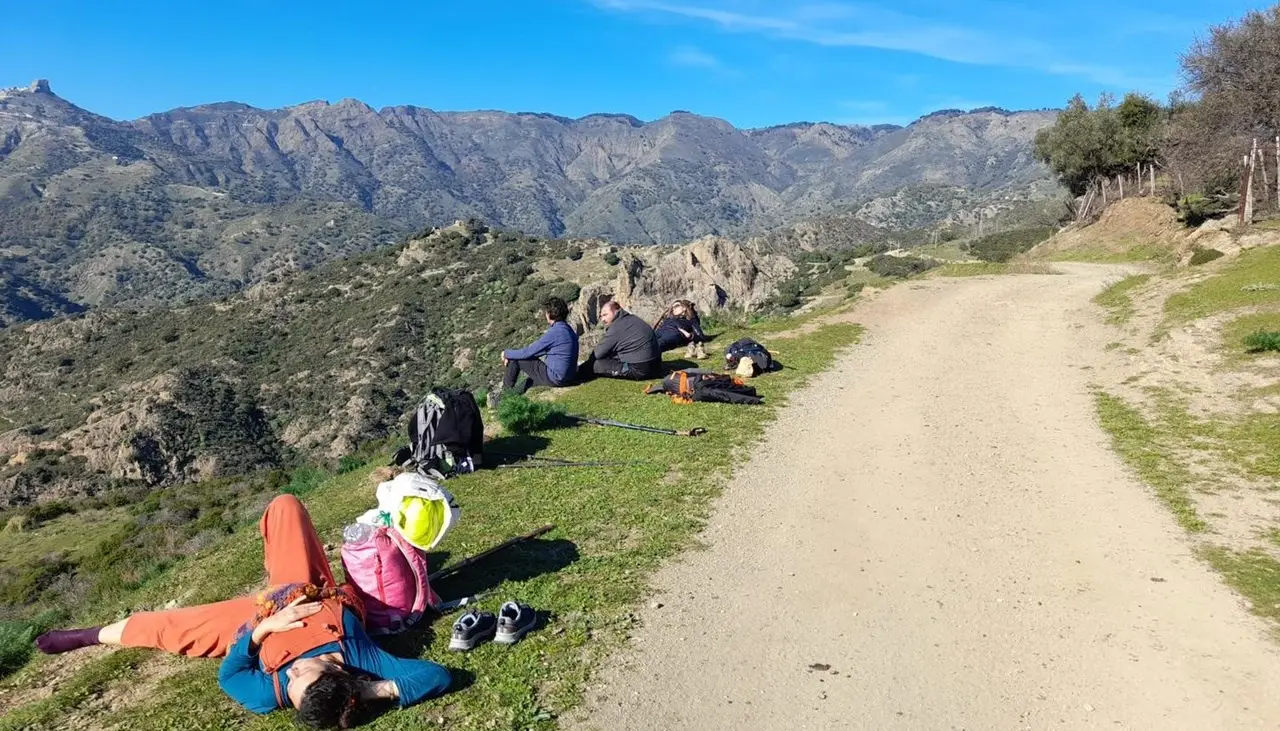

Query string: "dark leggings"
[[655, 329, 691, 352], [504, 359, 560, 393], [578, 356, 661, 381]]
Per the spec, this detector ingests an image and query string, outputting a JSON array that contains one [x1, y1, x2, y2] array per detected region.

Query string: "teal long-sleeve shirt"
[[217, 609, 451, 714]]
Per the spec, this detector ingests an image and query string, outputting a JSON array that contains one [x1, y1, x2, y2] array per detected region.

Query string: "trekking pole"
[[486, 451, 656, 469], [568, 415, 707, 437], [497, 460, 652, 470], [428, 524, 555, 583]]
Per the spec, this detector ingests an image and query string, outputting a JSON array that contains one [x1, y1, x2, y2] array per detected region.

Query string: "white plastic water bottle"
[[343, 522, 376, 544]]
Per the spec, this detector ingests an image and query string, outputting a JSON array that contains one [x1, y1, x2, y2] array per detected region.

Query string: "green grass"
[[1165, 246, 1280, 323], [933, 262, 1011, 277], [1224, 313, 1280, 360], [1244, 330, 1280, 353], [1094, 392, 1207, 532], [0, 319, 862, 731], [0, 650, 148, 731], [1201, 547, 1280, 627], [1093, 274, 1152, 325], [0, 509, 131, 573], [912, 243, 968, 262], [931, 261, 1058, 278], [1047, 237, 1175, 264]]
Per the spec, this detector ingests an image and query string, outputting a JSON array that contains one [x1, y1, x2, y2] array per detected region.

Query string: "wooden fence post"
[[1258, 146, 1270, 211]]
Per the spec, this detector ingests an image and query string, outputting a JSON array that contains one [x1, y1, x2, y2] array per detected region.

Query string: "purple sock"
[[35, 627, 103, 654]]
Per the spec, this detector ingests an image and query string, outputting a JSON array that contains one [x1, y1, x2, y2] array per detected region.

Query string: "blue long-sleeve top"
[[502, 320, 579, 385], [217, 608, 452, 714]]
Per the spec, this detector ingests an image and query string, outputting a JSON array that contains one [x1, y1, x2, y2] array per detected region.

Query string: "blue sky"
[[0, 0, 1268, 128]]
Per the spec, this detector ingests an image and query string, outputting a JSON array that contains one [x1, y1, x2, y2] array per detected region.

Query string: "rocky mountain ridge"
[[1, 80, 1057, 324]]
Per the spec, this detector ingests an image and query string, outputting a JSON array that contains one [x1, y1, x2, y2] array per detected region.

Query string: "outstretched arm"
[[344, 619, 451, 708], [504, 328, 555, 361]]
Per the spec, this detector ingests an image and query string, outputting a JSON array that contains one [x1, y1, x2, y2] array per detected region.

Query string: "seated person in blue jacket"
[[501, 296, 579, 394], [578, 300, 663, 381], [34, 495, 452, 729], [653, 299, 708, 359]]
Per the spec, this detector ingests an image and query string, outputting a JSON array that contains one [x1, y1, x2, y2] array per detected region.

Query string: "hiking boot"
[[449, 610, 497, 651], [693, 342, 708, 360], [684, 342, 697, 359], [494, 601, 537, 645]]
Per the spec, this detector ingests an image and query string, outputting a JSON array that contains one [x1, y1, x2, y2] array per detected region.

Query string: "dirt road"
[[575, 266, 1280, 730]]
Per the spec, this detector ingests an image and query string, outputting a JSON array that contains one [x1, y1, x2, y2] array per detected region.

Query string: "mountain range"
[[0, 79, 1058, 324]]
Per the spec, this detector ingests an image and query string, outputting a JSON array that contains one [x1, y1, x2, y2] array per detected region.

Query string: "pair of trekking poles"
[[491, 415, 705, 470]]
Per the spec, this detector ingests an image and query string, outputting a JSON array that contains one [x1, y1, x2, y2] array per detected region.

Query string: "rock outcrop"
[[569, 237, 794, 334]]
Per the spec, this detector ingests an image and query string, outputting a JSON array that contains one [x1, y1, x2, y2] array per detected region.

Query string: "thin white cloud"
[[669, 45, 723, 69], [589, 0, 1157, 89]]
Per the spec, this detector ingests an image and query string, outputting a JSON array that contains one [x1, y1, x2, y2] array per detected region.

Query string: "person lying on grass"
[[653, 299, 708, 359], [35, 495, 452, 729], [500, 296, 580, 395]]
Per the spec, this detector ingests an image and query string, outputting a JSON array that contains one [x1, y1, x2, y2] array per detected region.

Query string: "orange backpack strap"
[[673, 371, 695, 404]]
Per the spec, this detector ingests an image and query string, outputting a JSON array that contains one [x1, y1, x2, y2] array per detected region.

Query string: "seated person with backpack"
[[35, 495, 453, 729], [501, 296, 579, 395], [653, 299, 708, 359], [578, 301, 662, 381]]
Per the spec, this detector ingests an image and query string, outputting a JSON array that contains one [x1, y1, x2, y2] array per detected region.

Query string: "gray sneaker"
[[494, 601, 537, 645], [449, 610, 497, 651]]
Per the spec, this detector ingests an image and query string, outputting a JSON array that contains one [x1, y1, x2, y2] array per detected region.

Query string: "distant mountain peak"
[[29, 79, 52, 94]]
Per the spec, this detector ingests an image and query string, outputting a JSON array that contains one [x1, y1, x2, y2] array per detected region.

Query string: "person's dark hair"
[[296, 670, 367, 729], [542, 296, 569, 322]]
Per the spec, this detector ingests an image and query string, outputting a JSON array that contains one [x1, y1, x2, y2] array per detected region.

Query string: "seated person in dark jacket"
[[653, 299, 708, 359], [578, 301, 662, 381], [501, 296, 579, 394]]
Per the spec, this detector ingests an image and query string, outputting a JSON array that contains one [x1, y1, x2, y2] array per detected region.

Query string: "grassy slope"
[[0, 318, 862, 731], [1164, 246, 1280, 323], [1093, 274, 1152, 325], [1093, 241, 1280, 629]]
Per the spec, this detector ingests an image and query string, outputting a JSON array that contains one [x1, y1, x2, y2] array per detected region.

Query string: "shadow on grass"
[[482, 434, 554, 464], [377, 538, 580, 659]]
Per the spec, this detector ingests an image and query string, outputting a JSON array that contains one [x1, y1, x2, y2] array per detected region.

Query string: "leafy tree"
[[1166, 6, 1280, 195], [1034, 93, 1165, 196]]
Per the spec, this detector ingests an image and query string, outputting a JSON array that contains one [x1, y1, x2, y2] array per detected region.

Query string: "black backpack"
[[724, 338, 773, 375], [392, 387, 484, 478], [646, 369, 764, 406]]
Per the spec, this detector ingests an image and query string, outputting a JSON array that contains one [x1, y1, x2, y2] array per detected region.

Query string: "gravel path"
[[574, 266, 1280, 730]]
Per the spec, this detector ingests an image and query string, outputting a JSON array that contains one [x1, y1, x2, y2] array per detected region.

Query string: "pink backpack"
[[341, 526, 441, 635]]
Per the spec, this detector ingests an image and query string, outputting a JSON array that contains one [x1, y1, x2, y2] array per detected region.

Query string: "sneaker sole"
[[494, 622, 535, 645], [448, 628, 496, 651]]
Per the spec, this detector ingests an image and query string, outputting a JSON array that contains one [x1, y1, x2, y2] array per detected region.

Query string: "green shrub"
[[1244, 331, 1280, 353], [496, 394, 568, 434], [867, 254, 939, 278], [337, 455, 365, 474], [24, 501, 74, 525], [1189, 248, 1225, 266], [603, 252, 621, 266], [1177, 193, 1232, 227], [0, 612, 61, 678], [566, 248, 584, 261], [967, 226, 1055, 263], [283, 466, 328, 497]]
